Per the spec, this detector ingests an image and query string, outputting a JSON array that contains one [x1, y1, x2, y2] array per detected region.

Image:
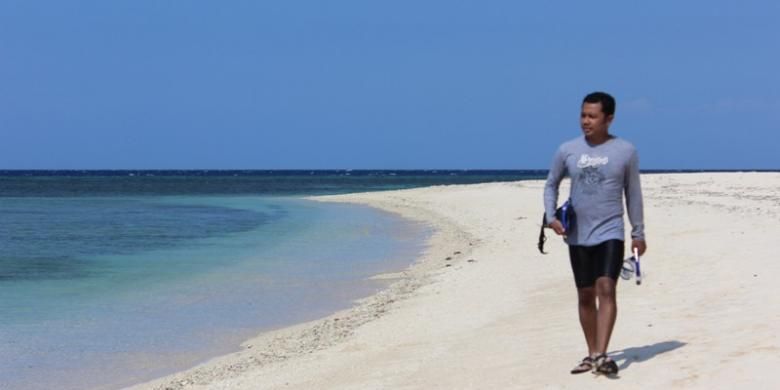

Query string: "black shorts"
[[568, 239, 625, 288]]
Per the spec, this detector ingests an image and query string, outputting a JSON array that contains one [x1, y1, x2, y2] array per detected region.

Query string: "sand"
[[127, 172, 780, 390]]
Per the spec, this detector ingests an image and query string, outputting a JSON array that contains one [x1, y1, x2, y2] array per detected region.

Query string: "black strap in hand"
[[538, 213, 548, 254]]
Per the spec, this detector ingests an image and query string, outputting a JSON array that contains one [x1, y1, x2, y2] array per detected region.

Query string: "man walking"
[[543, 91, 647, 376]]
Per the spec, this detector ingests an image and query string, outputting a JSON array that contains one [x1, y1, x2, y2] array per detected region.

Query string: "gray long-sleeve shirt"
[[544, 135, 645, 246]]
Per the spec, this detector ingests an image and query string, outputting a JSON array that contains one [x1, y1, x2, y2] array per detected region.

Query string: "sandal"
[[593, 353, 619, 376], [570, 356, 594, 374]]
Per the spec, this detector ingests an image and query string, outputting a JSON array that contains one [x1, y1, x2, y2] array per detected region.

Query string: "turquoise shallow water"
[[0, 195, 429, 390]]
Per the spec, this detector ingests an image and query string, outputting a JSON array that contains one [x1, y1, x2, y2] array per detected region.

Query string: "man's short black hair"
[[583, 92, 616, 116]]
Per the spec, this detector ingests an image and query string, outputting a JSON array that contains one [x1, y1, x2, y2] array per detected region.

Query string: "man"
[[543, 91, 647, 376]]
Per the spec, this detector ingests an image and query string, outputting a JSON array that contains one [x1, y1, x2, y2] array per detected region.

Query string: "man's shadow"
[[610, 340, 687, 371]]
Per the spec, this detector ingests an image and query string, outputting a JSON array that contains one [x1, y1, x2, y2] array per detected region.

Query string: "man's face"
[[580, 102, 613, 139]]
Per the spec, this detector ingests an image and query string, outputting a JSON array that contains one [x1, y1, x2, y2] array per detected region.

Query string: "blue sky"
[[1, 1, 778, 169]]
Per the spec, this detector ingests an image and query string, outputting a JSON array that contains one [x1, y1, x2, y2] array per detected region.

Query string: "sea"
[[0, 170, 546, 390]]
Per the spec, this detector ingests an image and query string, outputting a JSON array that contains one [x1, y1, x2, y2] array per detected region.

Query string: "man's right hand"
[[549, 219, 566, 236]]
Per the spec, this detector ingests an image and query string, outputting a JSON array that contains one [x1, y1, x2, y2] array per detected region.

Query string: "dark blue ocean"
[[0, 170, 544, 390]]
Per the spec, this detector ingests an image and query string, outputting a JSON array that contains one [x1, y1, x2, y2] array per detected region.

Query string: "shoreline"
[[127, 183, 478, 390], [129, 172, 780, 390]]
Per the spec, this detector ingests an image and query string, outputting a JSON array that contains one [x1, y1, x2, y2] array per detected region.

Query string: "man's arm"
[[625, 148, 646, 254], [544, 147, 567, 232]]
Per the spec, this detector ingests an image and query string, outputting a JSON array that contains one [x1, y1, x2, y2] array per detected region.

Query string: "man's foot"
[[593, 353, 619, 376], [570, 356, 594, 374]]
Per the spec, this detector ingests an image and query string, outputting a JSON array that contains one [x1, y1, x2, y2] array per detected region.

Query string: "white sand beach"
[[128, 172, 780, 390]]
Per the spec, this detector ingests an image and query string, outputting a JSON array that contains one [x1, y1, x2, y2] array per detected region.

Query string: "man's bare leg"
[[594, 276, 617, 354], [576, 286, 598, 356]]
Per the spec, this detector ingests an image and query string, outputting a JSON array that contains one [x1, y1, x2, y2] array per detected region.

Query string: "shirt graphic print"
[[576, 154, 608, 194]]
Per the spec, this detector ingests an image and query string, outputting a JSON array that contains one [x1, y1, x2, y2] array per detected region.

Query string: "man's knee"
[[595, 277, 616, 298], [577, 287, 597, 307]]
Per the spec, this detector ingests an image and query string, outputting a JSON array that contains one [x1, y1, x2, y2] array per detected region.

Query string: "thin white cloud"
[[621, 97, 653, 114], [703, 98, 780, 113]]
